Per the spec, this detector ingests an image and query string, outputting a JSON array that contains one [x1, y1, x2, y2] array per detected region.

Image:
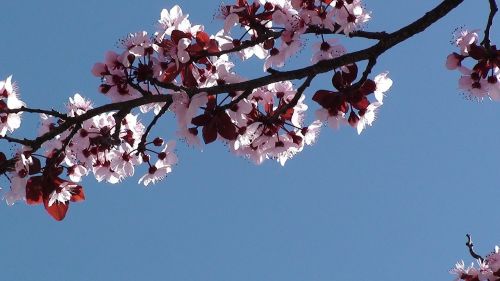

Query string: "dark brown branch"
[[0, 135, 33, 146], [466, 234, 485, 262], [270, 75, 316, 122], [306, 26, 389, 40], [138, 101, 173, 152], [1, 106, 68, 120], [129, 79, 188, 96], [350, 30, 390, 40], [219, 89, 253, 111], [111, 108, 132, 143], [481, 0, 498, 48], [59, 124, 81, 155], [351, 57, 377, 89], [24, 94, 173, 151]]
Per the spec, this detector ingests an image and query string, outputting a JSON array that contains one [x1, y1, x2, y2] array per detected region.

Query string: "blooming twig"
[[466, 234, 485, 262]]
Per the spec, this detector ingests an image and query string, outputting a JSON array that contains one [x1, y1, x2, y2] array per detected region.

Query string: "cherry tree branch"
[[111, 108, 132, 143], [0, 0, 466, 157], [1, 106, 69, 120], [270, 75, 316, 122], [0, 135, 33, 146], [306, 26, 389, 40], [138, 101, 173, 151], [466, 234, 485, 262], [352, 57, 377, 89], [481, 0, 498, 47], [13, 95, 173, 152]]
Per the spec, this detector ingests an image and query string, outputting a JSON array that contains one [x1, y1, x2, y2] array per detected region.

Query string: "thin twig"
[[111, 108, 132, 144], [351, 57, 377, 89], [218, 89, 253, 111], [466, 234, 485, 262], [1, 106, 68, 120], [0, 135, 32, 146], [306, 26, 389, 40], [138, 101, 173, 152], [269, 75, 316, 122]]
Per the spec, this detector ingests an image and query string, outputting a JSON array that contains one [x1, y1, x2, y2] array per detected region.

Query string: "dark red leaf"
[[191, 113, 212, 126], [196, 31, 210, 46], [159, 63, 181, 83], [43, 198, 69, 221], [352, 96, 370, 111], [181, 65, 198, 87], [341, 63, 358, 85], [216, 112, 238, 140], [312, 90, 342, 110], [26, 176, 43, 205], [348, 111, 360, 127], [28, 157, 42, 175], [280, 107, 294, 121], [202, 120, 218, 144], [206, 39, 220, 53], [332, 71, 344, 90], [171, 30, 189, 44], [468, 44, 487, 60], [206, 95, 217, 111], [359, 79, 376, 95]]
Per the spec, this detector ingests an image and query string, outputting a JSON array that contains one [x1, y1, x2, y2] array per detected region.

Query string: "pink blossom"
[[311, 39, 346, 64], [157, 5, 190, 39], [0, 75, 25, 137], [454, 29, 479, 55]]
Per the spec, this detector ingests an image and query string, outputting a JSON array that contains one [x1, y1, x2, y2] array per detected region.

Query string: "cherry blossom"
[[0, 75, 25, 137], [446, 28, 499, 101], [138, 142, 177, 187], [157, 5, 190, 39], [311, 38, 346, 64], [450, 243, 500, 281]]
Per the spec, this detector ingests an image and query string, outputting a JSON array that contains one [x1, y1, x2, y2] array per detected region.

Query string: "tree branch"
[[1, 106, 69, 120], [22, 94, 173, 152], [351, 57, 377, 89], [153, 0, 464, 97], [481, 0, 498, 48], [0, 0, 467, 158], [138, 101, 173, 152], [270, 75, 316, 122], [219, 88, 254, 111], [466, 234, 485, 262], [306, 26, 389, 40]]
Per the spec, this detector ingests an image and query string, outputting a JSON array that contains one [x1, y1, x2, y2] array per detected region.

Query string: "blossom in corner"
[[0, 75, 25, 137]]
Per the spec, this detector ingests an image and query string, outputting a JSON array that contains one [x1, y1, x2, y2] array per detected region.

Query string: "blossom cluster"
[[312, 63, 392, 134], [2, 0, 391, 221], [446, 29, 500, 101], [90, 0, 387, 162], [92, 0, 371, 100], [451, 246, 500, 281], [2, 93, 178, 220]]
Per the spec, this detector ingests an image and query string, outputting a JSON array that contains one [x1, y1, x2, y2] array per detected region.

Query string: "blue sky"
[[0, 1, 499, 281]]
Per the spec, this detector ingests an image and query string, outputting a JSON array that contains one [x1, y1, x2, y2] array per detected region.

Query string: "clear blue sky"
[[0, 1, 499, 280]]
